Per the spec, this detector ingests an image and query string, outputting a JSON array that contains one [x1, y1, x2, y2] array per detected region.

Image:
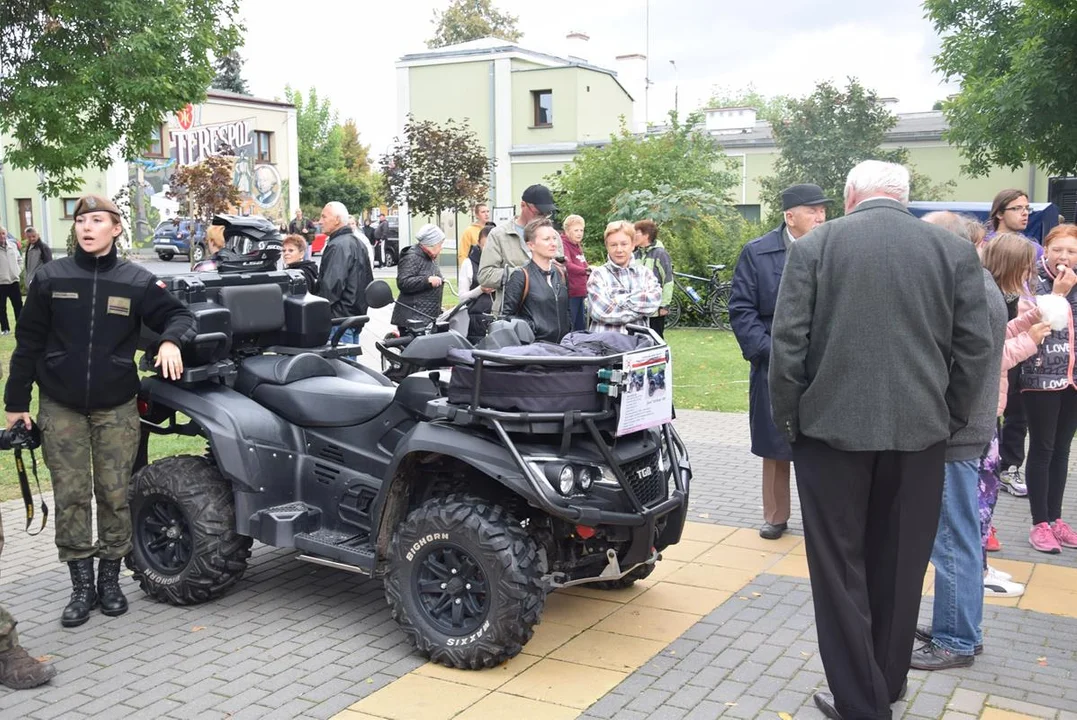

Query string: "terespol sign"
[[170, 117, 255, 166]]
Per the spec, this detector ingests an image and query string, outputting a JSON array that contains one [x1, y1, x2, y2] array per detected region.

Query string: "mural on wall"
[[128, 102, 285, 246]]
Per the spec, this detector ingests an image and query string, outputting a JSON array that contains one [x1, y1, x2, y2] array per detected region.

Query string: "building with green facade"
[[395, 37, 634, 248]]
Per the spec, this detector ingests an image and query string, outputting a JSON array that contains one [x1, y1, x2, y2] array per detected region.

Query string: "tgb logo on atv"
[[446, 619, 492, 647], [406, 532, 450, 561]]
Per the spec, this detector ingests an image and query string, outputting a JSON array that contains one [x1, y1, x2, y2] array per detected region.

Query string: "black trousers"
[[999, 366, 1027, 470], [1021, 388, 1077, 525], [649, 314, 666, 338], [794, 435, 945, 720], [0, 282, 22, 332]]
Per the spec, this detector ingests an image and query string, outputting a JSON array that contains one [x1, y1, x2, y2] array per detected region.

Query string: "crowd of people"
[[738, 161, 1073, 719]]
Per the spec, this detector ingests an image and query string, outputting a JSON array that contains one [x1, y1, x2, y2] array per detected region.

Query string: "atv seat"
[[237, 353, 395, 428]]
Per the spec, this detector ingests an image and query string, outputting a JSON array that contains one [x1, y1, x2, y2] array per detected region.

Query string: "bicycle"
[[666, 264, 732, 330]]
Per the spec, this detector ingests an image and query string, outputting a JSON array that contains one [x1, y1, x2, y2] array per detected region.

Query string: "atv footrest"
[[294, 529, 376, 573], [249, 503, 321, 546]]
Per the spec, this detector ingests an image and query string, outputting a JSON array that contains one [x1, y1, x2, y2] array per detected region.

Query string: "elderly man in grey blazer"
[[770, 160, 993, 720]]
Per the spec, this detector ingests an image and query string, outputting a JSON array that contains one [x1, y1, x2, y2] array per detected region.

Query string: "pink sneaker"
[[1030, 522, 1062, 554], [1052, 520, 1077, 549]]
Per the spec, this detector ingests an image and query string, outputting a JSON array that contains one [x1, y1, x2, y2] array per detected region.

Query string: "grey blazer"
[[769, 197, 993, 452]]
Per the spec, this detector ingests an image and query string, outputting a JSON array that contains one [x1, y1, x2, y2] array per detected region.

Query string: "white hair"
[[844, 160, 910, 206], [325, 201, 349, 222]]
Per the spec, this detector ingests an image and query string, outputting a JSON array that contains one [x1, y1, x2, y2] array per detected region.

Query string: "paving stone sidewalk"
[[0, 410, 1074, 719]]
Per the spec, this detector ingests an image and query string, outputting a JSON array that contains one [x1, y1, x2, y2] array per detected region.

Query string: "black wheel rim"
[[709, 290, 731, 330], [412, 542, 490, 636], [135, 494, 193, 574]]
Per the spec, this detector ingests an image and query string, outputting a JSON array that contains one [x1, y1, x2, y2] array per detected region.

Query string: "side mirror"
[[365, 280, 394, 309]]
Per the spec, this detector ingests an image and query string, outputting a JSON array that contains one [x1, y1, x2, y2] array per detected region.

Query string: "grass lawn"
[[666, 328, 750, 413]]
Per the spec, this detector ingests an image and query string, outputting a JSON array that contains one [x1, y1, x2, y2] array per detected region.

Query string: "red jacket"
[[561, 234, 589, 298]]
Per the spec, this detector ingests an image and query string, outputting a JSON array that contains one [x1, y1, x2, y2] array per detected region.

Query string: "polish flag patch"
[[156, 280, 167, 289]]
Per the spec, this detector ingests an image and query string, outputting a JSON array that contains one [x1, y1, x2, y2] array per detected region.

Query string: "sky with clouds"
[[237, 0, 957, 155]]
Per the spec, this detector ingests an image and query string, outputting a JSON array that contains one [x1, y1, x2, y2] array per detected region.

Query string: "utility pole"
[[669, 59, 678, 118], [644, 0, 650, 128]]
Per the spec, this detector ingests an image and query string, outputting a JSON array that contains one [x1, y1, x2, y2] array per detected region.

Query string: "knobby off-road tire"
[[385, 494, 547, 669], [126, 455, 252, 605], [592, 561, 656, 590]]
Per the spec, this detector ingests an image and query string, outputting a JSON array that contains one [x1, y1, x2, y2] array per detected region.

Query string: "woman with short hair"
[[586, 221, 662, 334], [501, 218, 571, 343], [282, 234, 319, 293]]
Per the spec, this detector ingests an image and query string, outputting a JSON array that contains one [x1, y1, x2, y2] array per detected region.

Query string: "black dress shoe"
[[910, 642, 974, 670], [759, 522, 788, 540], [915, 625, 983, 655], [814, 692, 842, 719]]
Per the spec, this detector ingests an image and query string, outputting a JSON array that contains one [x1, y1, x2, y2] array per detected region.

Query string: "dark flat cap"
[[781, 184, 831, 211], [73, 194, 121, 219]]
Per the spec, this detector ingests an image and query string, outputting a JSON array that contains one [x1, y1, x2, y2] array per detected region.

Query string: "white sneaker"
[[984, 567, 1024, 598], [1001, 468, 1028, 497], [986, 565, 1012, 581]]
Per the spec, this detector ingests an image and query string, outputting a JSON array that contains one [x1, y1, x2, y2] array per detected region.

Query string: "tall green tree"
[[552, 111, 740, 255], [212, 49, 250, 95], [706, 85, 793, 124], [926, 0, 1077, 176], [427, 0, 521, 48], [380, 115, 492, 223], [0, 0, 241, 195], [758, 79, 952, 226], [340, 120, 371, 178]]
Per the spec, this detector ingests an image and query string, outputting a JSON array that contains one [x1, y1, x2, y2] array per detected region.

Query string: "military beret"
[[73, 194, 121, 219]]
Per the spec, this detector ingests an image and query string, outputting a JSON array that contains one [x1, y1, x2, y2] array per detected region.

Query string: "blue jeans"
[[930, 459, 983, 654], [569, 297, 587, 332]]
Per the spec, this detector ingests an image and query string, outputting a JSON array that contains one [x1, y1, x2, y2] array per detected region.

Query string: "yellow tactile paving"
[[334, 520, 1077, 720], [980, 709, 1048, 720]]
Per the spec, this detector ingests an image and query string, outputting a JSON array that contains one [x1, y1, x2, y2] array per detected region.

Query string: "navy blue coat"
[[729, 226, 793, 461]]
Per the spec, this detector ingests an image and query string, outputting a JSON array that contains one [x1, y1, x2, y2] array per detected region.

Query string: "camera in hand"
[[0, 420, 41, 451]]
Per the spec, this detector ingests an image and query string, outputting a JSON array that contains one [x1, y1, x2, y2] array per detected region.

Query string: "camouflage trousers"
[[38, 396, 140, 563], [0, 510, 17, 652]]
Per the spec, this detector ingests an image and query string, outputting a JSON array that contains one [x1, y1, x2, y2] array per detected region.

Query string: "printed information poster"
[[617, 346, 673, 436]]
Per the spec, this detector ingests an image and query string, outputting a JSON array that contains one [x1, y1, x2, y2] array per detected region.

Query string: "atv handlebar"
[[382, 335, 413, 349]]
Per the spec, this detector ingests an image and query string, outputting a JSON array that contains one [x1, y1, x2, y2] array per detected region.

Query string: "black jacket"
[[318, 227, 372, 318], [287, 259, 319, 294], [391, 246, 443, 327], [4, 244, 196, 412], [501, 261, 571, 344]]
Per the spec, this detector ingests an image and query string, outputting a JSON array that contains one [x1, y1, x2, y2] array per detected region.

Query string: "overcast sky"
[[238, 0, 956, 156]]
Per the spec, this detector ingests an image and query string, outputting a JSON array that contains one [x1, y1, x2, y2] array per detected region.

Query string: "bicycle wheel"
[[708, 283, 732, 330], [666, 296, 683, 329]]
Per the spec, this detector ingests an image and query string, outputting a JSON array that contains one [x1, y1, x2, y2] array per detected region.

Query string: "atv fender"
[[372, 422, 538, 551], [140, 377, 299, 495]]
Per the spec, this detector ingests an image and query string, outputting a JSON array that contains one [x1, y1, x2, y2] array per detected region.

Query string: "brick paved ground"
[[1, 399, 1075, 718]]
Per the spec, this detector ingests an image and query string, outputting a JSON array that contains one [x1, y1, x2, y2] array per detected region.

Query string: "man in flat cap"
[[478, 184, 563, 317], [729, 183, 830, 540]]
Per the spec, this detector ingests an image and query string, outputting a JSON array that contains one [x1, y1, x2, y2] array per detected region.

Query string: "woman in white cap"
[[392, 223, 445, 334]]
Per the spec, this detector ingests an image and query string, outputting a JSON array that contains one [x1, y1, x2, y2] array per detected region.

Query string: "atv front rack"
[[434, 325, 691, 527]]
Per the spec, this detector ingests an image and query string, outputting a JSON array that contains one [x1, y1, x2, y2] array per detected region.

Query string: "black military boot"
[[61, 559, 97, 627], [96, 558, 128, 617]]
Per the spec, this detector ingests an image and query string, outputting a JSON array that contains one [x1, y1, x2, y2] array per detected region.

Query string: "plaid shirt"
[[586, 258, 662, 333]]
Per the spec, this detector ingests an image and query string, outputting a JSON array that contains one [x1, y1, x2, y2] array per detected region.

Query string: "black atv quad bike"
[[129, 270, 692, 669]]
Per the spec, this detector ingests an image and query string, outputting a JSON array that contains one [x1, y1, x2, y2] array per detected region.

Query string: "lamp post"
[[669, 59, 679, 118]]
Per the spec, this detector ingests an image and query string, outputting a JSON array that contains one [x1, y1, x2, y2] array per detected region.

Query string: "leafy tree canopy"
[[0, 0, 241, 195], [759, 79, 952, 225], [551, 111, 739, 256], [427, 0, 521, 48], [168, 155, 242, 223], [380, 115, 492, 220], [926, 0, 1077, 176]]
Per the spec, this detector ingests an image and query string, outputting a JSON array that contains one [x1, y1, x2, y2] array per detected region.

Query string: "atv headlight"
[[557, 466, 576, 495], [578, 466, 597, 491]]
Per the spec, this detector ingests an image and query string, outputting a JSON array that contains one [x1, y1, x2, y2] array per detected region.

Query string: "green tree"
[[212, 50, 250, 95], [706, 84, 792, 124], [0, 0, 241, 195], [427, 0, 522, 48], [926, 0, 1077, 176], [552, 110, 739, 257], [758, 79, 952, 226], [340, 120, 371, 178], [381, 115, 492, 223]]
